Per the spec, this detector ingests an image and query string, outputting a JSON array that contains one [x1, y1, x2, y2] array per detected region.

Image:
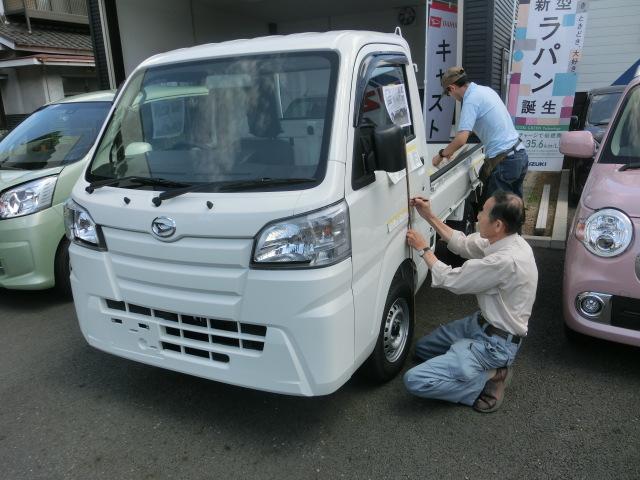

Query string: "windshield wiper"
[[151, 177, 317, 206], [86, 175, 190, 193], [619, 162, 640, 171], [0, 164, 24, 171]]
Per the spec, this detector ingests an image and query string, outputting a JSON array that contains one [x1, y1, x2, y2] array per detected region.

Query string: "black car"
[[567, 84, 625, 203]]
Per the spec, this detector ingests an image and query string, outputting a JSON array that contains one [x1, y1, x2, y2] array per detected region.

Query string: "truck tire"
[[54, 238, 72, 297], [362, 280, 414, 382]]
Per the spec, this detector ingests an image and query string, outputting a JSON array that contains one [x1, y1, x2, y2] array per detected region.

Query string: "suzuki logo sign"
[[151, 216, 176, 239]]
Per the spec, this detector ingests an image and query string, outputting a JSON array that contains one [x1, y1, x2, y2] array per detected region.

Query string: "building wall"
[[279, 7, 427, 83], [576, 0, 640, 91], [463, 0, 516, 99], [191, 1, 267, 44], [0, 68, 26, 115], [111, 0, 428, 86], [0, 65, 97, 117], [115, 0, 195, 74], [15, 67, 47, 112]]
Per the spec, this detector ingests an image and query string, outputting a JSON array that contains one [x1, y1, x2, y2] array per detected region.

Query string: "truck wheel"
[[363, 280, 414, 382], [54, 238, 72, 297]]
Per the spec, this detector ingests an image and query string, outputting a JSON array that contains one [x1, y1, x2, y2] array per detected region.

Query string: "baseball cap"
[[441, 66, 466, 94]]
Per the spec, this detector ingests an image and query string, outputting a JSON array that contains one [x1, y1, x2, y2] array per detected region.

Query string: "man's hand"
[[432, 153, 447, 167], [406, 229, 428, 251], [410, 196, 455, 243], [410, 196, 435, 221], [407, 229, 439, 268]]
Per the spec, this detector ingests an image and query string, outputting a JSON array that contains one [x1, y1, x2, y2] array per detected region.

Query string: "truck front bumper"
[[70, 243, 356, 396]]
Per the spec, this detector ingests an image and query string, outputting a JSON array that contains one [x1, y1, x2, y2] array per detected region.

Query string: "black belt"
[[478, 313, 522, 345], [492, 138, 523, 160]]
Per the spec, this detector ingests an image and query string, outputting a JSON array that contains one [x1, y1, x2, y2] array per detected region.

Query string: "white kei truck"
[[65, 31, 484, 396]]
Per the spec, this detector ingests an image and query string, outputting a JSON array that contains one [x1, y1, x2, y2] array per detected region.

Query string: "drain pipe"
[[22, 0, 32, 33]]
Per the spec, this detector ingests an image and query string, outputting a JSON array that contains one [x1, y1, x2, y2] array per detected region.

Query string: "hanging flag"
[[423, 1, 458, 142], [508, 0, 589, 171]]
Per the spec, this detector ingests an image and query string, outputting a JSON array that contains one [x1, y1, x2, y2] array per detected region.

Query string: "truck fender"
[[354, 233, 415, 367]]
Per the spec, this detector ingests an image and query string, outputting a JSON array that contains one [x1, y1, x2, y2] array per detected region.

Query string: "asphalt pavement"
[[1, 247, 640, 479]]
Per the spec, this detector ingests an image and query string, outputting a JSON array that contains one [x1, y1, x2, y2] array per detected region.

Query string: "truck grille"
[[105, 299, 267, 362]]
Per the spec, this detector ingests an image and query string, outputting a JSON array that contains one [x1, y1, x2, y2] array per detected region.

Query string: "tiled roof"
[[0, 21, 92, 52]]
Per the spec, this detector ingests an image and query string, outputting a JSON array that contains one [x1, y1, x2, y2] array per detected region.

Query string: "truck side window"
[[352, 64, 415, 190]]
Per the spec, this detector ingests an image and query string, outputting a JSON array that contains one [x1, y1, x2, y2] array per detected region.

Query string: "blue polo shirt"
[[458, 82, 520, 158]]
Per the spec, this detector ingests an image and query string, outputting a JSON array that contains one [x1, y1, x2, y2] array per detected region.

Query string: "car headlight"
[[63, 199, 107, 250], [0, 175, 57, 219], [252, 201, 351, 268], [575, 208, 633, 257]]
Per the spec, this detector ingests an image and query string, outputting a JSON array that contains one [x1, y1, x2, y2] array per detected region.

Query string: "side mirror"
[[124, 142, 152, 157], [373, 124, 406, 173], [559, 131, 596, 159], [569, 115, 580, 130]]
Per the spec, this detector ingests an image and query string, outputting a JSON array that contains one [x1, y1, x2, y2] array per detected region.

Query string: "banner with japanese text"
[[423, 1, 458, 142], [508, 0, 589, 171]]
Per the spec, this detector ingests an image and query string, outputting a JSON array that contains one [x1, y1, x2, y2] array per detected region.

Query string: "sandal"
[[473, 367, 513, 413]]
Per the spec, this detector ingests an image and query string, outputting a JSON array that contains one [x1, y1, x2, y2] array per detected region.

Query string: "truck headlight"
[[63, 199, 107, 250], [0, 175, 57, 219], [575, 208, 633, 258], [252, 201, 351, 268]]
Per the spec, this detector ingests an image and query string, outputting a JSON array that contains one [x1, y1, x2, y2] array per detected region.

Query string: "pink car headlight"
[[576, 208, 633, 258]]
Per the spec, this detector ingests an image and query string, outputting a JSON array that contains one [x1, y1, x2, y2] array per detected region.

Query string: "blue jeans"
[[484, 148, 529, 199], [403, 312, 520, 406]]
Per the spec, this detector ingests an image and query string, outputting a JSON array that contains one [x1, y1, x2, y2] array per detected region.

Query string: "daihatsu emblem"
[[151, 216, 176, 238]]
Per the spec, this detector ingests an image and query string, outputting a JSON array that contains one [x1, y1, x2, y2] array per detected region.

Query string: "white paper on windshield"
[[151, 99, 185, 138], [382, 84, 411, 128]]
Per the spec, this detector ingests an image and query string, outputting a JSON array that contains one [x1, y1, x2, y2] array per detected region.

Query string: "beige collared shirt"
[[430, 231, 538, 336]]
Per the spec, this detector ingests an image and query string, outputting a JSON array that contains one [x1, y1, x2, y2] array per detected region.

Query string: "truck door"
[[345, 49, 430, 361]]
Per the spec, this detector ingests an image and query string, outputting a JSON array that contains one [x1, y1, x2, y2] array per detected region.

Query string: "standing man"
[[404, 192, 538, 413], [433, 67, 528, 200]]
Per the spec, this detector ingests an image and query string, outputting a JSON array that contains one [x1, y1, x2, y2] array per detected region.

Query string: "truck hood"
[[583, 163, 640, 218], [70, 162, 346, 238], [0, 166, 63, 191]]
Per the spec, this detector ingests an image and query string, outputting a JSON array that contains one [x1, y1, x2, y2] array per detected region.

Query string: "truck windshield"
[[600, 85, 640, 166], [587, 91, 622, 126], [0, 102, 111, 171], [87, 52, 338, 192]]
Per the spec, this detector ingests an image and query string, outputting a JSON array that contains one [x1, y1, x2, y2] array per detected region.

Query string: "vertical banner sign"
[[508, 0, 589, 171], [424, 1, 458, 142]]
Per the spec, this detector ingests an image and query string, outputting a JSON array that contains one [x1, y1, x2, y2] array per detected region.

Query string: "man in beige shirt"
[[405, 191, 538, 413]]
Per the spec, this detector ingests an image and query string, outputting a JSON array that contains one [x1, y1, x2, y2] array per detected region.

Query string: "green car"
[[0, 90, 114, 294]]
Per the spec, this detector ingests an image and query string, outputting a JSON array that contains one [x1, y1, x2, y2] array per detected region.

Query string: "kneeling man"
[[405, 191, 538, 413]]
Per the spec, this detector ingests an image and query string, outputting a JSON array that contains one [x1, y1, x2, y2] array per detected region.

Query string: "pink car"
[[560, 76, 640, 346]]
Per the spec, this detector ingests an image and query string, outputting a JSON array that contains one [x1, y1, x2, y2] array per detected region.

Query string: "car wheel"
[[362, 280, 414, 382], [54, 238, 72, 297]]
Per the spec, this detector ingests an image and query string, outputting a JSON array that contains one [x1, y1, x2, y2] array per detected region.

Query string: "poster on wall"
[[508, 0, 589, 171], [423, 1, 458, 142]]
